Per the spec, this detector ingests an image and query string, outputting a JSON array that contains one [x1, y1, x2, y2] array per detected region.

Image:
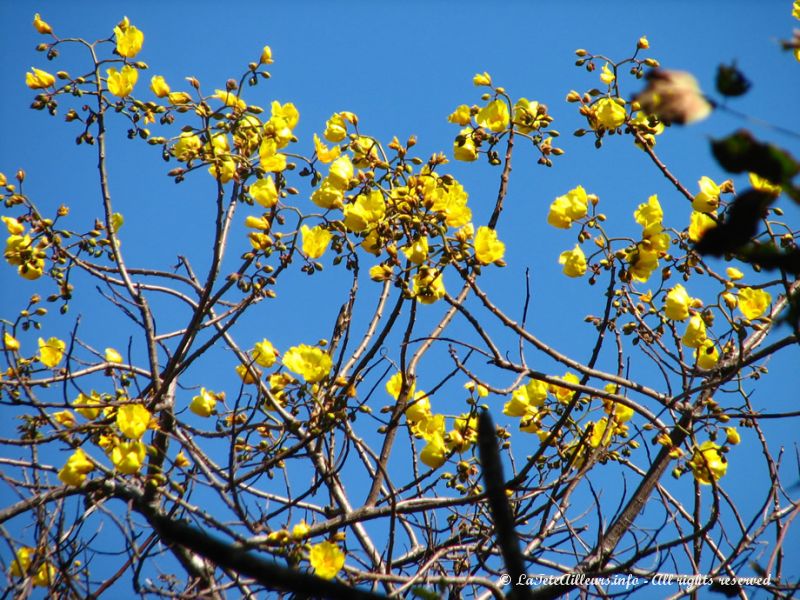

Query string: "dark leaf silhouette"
[[695, 189, 774, 256], [715, 63, 751, 97]]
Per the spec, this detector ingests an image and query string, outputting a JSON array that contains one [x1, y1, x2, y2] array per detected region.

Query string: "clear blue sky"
[[1, 0, 798, 595]]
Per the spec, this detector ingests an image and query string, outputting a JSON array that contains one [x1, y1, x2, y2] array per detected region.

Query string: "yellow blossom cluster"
[[9, 546, 55, 587], [283, 344, 332, 383], [56, 396, 153, 486], [688, 441, 727, 484], [626, 195, 669, 283], [385, 373, 478, 469], [547, 186, 592, 277], [448, 73, 556, 163], [3, 215, 47, 280]]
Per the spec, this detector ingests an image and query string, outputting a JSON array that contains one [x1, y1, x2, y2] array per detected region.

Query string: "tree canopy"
[[2, 4, 799, 599]]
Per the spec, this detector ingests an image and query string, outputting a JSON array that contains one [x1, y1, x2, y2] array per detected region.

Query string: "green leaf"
[[695, 189, 775, 256], [711, 130, 799, 186]]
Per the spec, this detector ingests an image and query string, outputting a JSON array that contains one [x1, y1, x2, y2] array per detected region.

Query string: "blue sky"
[[1, 0, 799, 595]]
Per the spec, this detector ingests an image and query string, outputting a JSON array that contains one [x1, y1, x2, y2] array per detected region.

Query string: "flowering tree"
[[2, 10, 800, 599]]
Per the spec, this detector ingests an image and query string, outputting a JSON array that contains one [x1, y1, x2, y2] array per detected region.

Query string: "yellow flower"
[[53, 410, 77, 428], [245, 216, 270, 231], [748, 172, 781, 196], [266, 101, 300, 148], [722, 291, 738, 309], [692, 176, 721, 213], [504, 379, 548, 416], [664, 284, 692, 321], [633, 194, 663, 235], [343, 190, 386, 232], [2, 216, 25, 235], [587, 417, 616, 448], [688, 211, 717, 242], [38, 336, 65, 368], [725, 427, 741, 445], [107, 65, 138, 98], [473, 72, 492, 86], [3, 331, 20, 351], [402, 237, 429, 265], [190, 387, 220, 417], [726, 267, 744, 281], [9, 547, 54, 587], [105, 347, 123, 363], [420, 432, 448, 469], [116, 404, 151, 439], [369, 263, 393, 281], [405, 392, 431, 423], [474, 226, 505, 265], [150, 75, 170, 98], [412, 267, 446, 304], [695, 339, 719, 370], [292, 521, 310, 539], [386, 371, 415, 400], [682, 314, 707, 348], [209, 156, 236, 183], [427, 179, 473, 227], [547, 186, 588, 229], [301, 224, 332, 259], [214, 89, 246, 112], [323, 113, 347, 143], [559, 244, 587, 278], [253, 339, 278, 367], [689, 441, 727, 485], [513, 98, 548, 133], [464, 381, 489, 398], [58, 448, 94, 486], [236, 363, 261, 384], [9, 546, 32, 578], [603, 398, 634, 423], [638, 36, 650, 49], [308, 540, 345, 579], [550, 372, 580, 404], [168, 91, 193, 105], [327, 155, 353, 190], [447, 104, 472, 126], [114, 17, 144, 58], [476, 99, 510, 132], [311, 178, 345, 210], [283, 344, 332, 383], [8, 241, 45, 277], [73, 391, 103, 420], [249, 232, 272, 251], [738, 287, 771, 319], [626, 246, 660, 283], [593, 98, 626, 129], [453, 128, 478, 162], [174, 451, 190, 467], [313, 134, 341, 164], [600, 62, 615, 85], [110, 440, 146, 474], [260, 45, 274, 65], [630, 111, 665, 147], [250, 177, 279, 208], [25, 67, 55, 89], [414, 413, 445, 441], [173, 132, 202, 162], [33, 13, 53, 35]]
